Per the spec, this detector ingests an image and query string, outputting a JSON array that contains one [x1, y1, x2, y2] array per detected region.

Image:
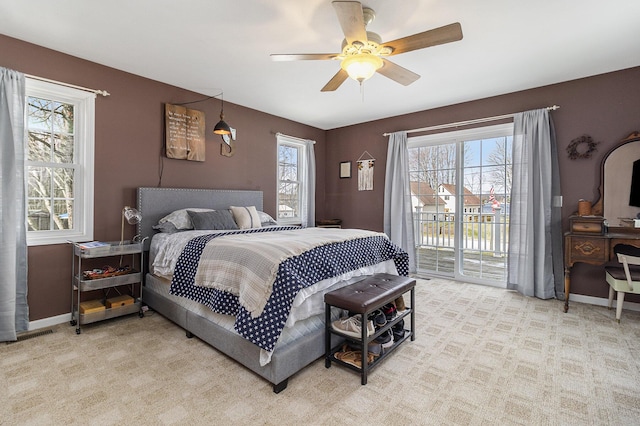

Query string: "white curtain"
[[384, 131, 416, 273], [0, 67, 28, 341], [507, 109, 562, 299], [302, 140, 316, 228]]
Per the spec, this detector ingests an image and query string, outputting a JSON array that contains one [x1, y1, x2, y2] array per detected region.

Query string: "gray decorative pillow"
[[158, 208, 214, 230], [187, 209, 239, 230], [152, 221, 180, 233]]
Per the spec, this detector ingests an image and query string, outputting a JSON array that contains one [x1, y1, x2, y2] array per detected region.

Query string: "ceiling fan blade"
[[332, 1, 367, 44], [377, 58, 420, 86], [321, 69, 349, 92], [270, 53, 339, 61], [384, 22, 463, 56]]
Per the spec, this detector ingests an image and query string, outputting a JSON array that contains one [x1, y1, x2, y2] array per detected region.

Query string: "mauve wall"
[[325, 66, 640, 301], [0, 34, 327, 320], [2, 33, 639, 321]]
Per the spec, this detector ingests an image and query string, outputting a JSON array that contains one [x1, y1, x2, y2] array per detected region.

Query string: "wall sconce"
[[213, 92, 231, 136]]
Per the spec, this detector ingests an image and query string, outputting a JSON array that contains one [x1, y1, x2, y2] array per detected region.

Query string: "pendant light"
[[213, 92, 231, 135]]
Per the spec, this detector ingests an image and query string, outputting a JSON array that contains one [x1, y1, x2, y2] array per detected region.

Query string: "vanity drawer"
[[566, 235, 608, 264], [569, 215, 605, 234]]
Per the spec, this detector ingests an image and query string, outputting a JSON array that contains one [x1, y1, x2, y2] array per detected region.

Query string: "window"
[[276, 135, 309, 224], [25, 78, 95, 246]]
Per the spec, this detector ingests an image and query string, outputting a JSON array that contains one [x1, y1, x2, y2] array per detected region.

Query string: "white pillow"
[[230, 206, 262, 229], [258, 211, 278, 226], [158, 208, 214, 230]]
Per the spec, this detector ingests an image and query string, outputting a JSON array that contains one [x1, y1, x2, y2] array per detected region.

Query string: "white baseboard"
[[26, 293, 640, 331], [569, 294, 640, 312], [29, 312, 71, 331]]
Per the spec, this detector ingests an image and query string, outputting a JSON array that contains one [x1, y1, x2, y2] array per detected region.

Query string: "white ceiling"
[[1, 0, 639, 130]]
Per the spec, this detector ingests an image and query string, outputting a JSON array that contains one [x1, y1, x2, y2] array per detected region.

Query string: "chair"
[[605, 244, 640, 322]]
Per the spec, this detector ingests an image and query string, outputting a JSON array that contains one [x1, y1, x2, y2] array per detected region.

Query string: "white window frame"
[[25, 78, 95, 246], [408, 123, 513, 148], [276, 135, 308, 225]]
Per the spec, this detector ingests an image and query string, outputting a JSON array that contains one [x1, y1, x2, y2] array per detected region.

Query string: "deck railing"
[[413, 210, 509, 256]]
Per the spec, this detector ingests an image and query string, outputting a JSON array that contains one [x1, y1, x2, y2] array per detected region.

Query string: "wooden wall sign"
[[165, 103, 206, 161]]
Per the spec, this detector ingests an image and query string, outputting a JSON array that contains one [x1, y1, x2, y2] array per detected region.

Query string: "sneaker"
[[367, 342, 383, 358], [374, 329, 394, 349], [368, 309, 387, 329], [332, 316, 375, 339], [392, 319, 405, 342], [382, 303, 397, 322]]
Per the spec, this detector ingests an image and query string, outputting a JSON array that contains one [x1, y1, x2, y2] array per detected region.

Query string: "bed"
[[137, 187, 408, 392]]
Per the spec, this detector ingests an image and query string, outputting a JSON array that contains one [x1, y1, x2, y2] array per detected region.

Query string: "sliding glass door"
[[408, 124, 513, 286]]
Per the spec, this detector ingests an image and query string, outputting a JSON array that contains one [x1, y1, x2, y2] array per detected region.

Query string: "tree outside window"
[[277, 143, 300, 221], [27, 97, 75, 231]]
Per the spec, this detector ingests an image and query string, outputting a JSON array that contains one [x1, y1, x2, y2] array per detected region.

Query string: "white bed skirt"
[[145, 259, 398, 365]]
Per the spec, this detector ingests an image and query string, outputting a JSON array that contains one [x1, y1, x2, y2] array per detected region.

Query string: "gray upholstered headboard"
[[136, 187, 263, 250]]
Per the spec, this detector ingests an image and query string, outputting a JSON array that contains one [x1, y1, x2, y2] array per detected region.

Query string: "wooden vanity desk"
[[563, 131, 640, 312], [564, 224, 640, 312]]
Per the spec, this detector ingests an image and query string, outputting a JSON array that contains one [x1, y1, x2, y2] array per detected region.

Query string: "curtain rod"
[[25, 73, 110, 97], [383, 105, 560, 136], [274, 132, 316, 144]]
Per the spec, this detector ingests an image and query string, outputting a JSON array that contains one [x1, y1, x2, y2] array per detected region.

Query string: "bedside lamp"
[[121, 206, 142, 245]]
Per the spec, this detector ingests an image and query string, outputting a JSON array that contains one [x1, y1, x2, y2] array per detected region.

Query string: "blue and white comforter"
[[169, 226, 409, 352]]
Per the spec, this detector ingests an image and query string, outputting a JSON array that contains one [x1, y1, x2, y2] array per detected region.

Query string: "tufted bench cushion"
[[324, 273, 415, 313]]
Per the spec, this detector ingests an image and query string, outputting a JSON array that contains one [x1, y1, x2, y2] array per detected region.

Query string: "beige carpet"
[[2, 278, 640, 426]]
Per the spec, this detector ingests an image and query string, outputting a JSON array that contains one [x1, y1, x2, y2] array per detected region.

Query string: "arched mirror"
[[592, 131, 640, 227]]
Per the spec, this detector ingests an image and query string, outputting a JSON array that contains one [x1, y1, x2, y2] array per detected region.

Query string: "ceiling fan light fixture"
[[341, 53, 383, 83], [270, 2, 463, 92]]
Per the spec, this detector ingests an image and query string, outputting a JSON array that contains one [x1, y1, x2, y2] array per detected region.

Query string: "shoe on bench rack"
[[343, 342, 383, 358], [382, 303, 397, 322], [368, 309, 387, 330], [374, 329, 394, 349], [332, 316, 375, 339], [392, 319, 405, 342]]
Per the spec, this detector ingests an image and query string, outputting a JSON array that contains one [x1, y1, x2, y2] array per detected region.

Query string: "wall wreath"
[[567, 135, 599, 160]]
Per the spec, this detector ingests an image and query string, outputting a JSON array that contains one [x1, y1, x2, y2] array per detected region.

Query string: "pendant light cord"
[[173, 90, 224, 106]]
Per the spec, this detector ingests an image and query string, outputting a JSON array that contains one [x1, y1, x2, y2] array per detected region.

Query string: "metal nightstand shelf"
[[70, 239, 147, 334]]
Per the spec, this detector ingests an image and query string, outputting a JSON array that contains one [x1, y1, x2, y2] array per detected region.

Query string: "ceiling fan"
[[270, 1, 463, 92]]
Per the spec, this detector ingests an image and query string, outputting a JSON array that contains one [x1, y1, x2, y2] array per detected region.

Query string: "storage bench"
[[324, 273, 416, 384]]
